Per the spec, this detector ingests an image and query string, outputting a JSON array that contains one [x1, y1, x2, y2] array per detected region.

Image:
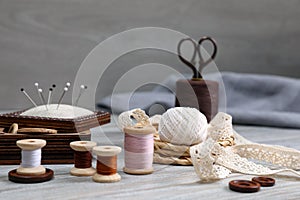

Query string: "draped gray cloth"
[[98, 72, 300, 128]]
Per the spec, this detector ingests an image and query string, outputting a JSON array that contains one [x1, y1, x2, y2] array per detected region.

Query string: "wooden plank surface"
[[0, 116, 299, 200]]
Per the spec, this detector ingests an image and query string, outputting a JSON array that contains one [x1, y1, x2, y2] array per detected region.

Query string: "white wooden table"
[[1, 117, 300, 200]]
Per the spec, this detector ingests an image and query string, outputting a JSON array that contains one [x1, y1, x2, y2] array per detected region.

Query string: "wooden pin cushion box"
[[0, 110, 110, 165]]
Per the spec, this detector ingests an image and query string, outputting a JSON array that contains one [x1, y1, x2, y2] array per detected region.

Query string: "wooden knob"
[[70, 141, 97, 152], [17, 139, 46, 151], [93, 146, 121, 157]]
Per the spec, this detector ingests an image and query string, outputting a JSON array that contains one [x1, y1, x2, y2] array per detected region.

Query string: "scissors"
[[177, 36, 217, 79]]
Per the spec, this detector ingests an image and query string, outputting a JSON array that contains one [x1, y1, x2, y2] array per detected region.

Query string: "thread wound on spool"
[[21, 149, 41, 168], [8, 139, 53, 183], [74, 151, 92, 169], [124, 133, 153, 170], [96, 155, 117, 175], [92, 146, 122, 183], [123, 126, 155, 174]]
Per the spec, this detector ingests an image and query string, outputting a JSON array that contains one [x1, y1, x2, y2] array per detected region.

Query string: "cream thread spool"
[[92, 146, 122, 183], [70, 141, 97, 176], [8, 139, 54, 183], [123, 125, 156, 175]]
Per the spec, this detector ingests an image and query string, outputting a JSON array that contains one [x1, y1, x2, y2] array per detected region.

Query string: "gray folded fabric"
[[98, 72, 300, 128]]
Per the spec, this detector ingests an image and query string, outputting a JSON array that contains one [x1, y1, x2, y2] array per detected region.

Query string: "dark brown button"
[[252, 177, 275, 187], [229, 180, 260, 193], [8, 168, 54, 183]]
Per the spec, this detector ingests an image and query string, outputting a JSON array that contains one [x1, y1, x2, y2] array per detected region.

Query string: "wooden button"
[[8, 168, 54, 183], [229, 180, 260, 193], [252, 177, 275, 187]]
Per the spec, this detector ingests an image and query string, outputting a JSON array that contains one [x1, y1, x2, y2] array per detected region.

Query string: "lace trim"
[[190, 112, 300, 181]]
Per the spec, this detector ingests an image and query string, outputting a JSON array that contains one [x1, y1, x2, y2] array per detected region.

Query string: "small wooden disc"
[[70, 167, 96, 176], [17, 165, 46, 176], [16, 139, 46, 150], [93, 146, 121, 157], [17, 128, 57, 135], [70, 141, 97, 152], [8, 168, 54, 183], [123, 125, 156, 135], [229, 180, 260, 193], [123, 167, 153, 175], [92, 173, 121, 183], [252, 177, 275, 187]]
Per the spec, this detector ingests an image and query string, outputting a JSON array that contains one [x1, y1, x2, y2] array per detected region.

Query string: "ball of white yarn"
[[158, 107, 208, 145]]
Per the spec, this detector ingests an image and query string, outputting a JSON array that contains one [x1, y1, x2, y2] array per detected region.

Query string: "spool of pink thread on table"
[[123, 125, 156, 175]]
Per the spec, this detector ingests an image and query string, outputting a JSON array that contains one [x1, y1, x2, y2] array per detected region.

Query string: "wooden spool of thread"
[[8, 139, 54, 183], [175, 79, 219, 122], [123, 125, 156, 175], [92, 146, 122, 183], [70, 141, 97, 176]]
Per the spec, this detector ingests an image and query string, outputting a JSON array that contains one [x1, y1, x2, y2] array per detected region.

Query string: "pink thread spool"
[[123, 125, 156, 175]]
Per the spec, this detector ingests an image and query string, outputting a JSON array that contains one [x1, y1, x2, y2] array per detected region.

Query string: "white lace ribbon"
[[190, 112, 300, 181]]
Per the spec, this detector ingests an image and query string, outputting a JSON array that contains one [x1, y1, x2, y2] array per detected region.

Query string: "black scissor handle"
[[177, 38, 200, 79], [198, 36, 217, 71]]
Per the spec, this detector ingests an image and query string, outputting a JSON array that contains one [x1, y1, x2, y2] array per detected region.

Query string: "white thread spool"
[[123, 125, 156, 175], [16, 139, 46, 175], [159, 107, 208, 145]]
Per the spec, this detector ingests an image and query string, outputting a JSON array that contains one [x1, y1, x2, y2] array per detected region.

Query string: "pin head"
[[80, 85, 88, 89], [52, 84, 56, 88], [66, 82, 71, 87], [20, 88, 24, 92], [49, 88, 53, 91], [64, 87, 68, 91], [38, 88, 43, 93], [34, 83, 39, 87]]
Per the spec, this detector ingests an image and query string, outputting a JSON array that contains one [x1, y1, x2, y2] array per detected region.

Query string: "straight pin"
[[47, 88, 53, 105], [75, 85, 87, 106], [57, 87, 68, 110], [38, 89, 48, 110], [47, 84, 56, 105], [34, 82, 39, 91], [20, 88, 38, 107]]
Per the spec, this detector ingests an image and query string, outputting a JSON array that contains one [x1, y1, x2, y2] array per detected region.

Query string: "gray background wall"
[[0, 0, 299, 110]]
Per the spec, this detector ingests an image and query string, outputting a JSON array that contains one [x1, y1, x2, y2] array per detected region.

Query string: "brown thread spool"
[[175, 79, 218, 122], [8, 139, 54, 183], [70, 141, 96, 176], [92, 146, 122, 183]]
